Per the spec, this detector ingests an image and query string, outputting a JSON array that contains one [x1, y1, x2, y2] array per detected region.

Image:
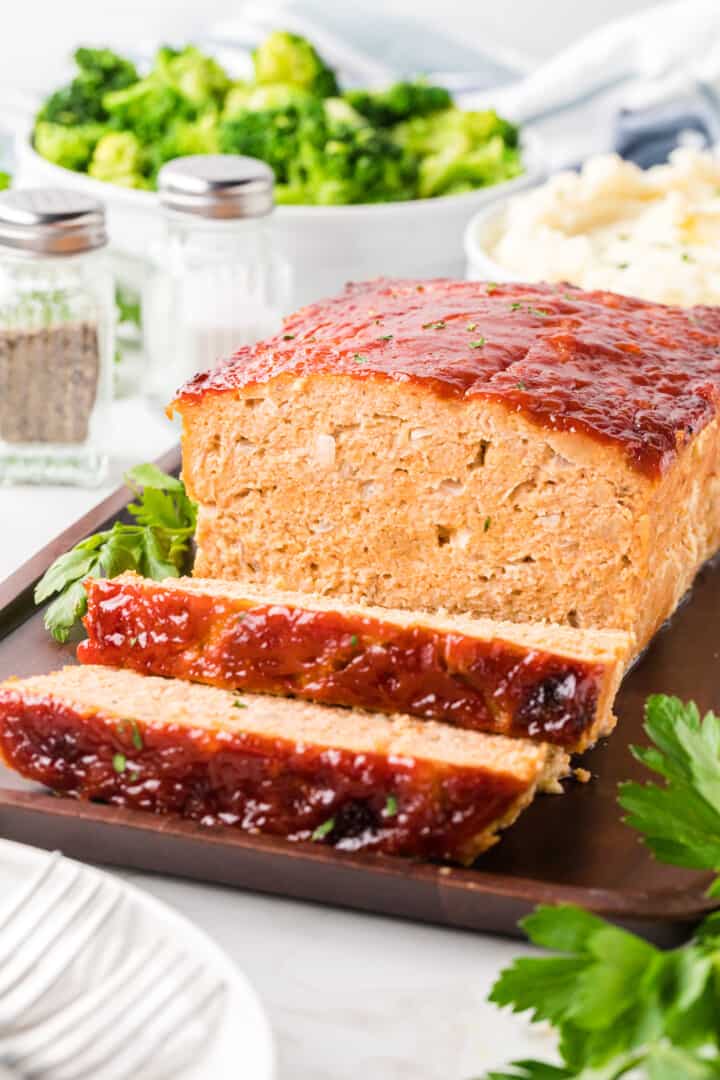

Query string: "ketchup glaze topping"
[[175, 279, 720, 476]]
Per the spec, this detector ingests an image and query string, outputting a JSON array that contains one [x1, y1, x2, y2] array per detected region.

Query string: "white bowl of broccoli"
[[16, 33, 542, 306]]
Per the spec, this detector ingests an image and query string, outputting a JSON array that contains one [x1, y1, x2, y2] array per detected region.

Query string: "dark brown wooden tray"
[[0, 444, 717, 944]]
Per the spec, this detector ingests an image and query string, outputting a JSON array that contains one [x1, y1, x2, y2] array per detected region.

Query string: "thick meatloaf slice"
[[79, 573, 631, 751], [0, 666, 568, 864], [171, 279, 720, 653]]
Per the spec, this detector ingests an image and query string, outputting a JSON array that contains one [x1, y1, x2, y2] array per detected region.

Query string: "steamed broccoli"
[[32, 31, 523, 205], [88, 131, 150, 188], [221, 96, 416, 204], [154, 45, 230, 107], [38, 48, 138, 127], [103, 76, 190, 144], [344, 81, 451, 127], [219, 100, 322, 187], [223, 82, 313, 118], [252, 31, 339, 98], [150, 114, 220, 178], [34, 120, 107, 170], [0, 173, 10, 191], [394, 108, 522, 197]]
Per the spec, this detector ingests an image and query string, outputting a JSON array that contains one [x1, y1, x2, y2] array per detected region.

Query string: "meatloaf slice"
[[0, 666, 569, 864], [79, 573, 631, 751], [171, 279, 720, 653]]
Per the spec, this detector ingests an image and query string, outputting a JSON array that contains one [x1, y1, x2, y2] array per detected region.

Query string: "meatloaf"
[[172, 279, 720, 652], [79, 573, 631, 750], [0, 666, 569, 864]]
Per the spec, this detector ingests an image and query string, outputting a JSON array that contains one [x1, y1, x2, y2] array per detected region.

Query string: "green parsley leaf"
[[233, 698, 248, 709], [681, 252, 695, 264], [486, 283, 498, 293], [485, 695, 720, 1080], [617, 262, 629, 270], [353, 353, 368, 364], [282, 332, 296, 340], [112, 753, 127, 775], [379, 334, 393, 342], [470, 338, 486, 349], [349, 634, 359, 647], [509, 302, 522, 311], [34, 466, 197, 642], [467, 322, 479, 331], [129, 720, 143, 751], [312, 817, 335, 841], [422, 320, 446, 330], [384, 794, 398, 817], [619, 696, 720, 893], [484, 516, 491, 532]]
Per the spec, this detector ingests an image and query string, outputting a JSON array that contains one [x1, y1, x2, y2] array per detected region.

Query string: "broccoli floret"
[[38, 47, 138, 127], [219, 96, 417, 204], [34, 120, 108, 171], [219, 100, 324, 185], [103, 76, 190, 144], [394, 108, 522, 197], [0, 172, 10, 191], [252, 31, 339, 98], [149, 114, 220, 178], [88, 131, 150, 188], [154, 45, 230, 107], [344, 81, 452, 127], [223, 82, 313, 118]]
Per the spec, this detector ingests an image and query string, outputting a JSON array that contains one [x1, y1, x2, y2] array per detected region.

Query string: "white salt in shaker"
[[145, 155, 292, 406]]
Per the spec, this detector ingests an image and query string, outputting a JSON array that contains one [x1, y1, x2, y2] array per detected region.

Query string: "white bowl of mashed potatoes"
[[464, 147, 720, 307]]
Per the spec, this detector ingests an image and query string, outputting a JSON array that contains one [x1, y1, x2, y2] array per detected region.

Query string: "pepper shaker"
[[0, 189, 113, 485]]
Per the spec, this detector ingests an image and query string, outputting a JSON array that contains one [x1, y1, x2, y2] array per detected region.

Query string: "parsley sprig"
[[484, 696, 720, 1080], [34, 464, 196, 642]]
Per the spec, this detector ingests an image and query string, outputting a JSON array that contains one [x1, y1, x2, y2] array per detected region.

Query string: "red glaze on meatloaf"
[[79, 575, 629, 750], [174, 279, 720, 476], [0, 667, 568, 864]]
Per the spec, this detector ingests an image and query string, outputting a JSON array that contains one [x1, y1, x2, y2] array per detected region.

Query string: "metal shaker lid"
[[158, 155, 275, 219], [0, 188, 107, 256]]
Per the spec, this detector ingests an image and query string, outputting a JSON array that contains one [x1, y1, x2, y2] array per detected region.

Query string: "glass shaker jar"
[[0, 189, 113, 485], [145, 155, 292, 406]]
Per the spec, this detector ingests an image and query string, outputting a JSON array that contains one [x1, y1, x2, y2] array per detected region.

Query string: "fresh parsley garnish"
[[282, 332, 296, 340], [619, 696, 720, 895], [34, 464, 197, 643], [349, 634, 359, 647], [467, 322, 479, 331], [379, 334, 393, 342], [112, 753, 127, 775], [312, 817, 335, 841], [233, 698, 248, 709], [384, 794, 398, 817], [484, 696, 720, 1080], [470, 338, 486, 349], [353, 353, 368, 364], [483, 516, 491, 532], [509, 302, 522, 311], [422, 320, 446, 330], [516, 381, 527, 391], [617, 262, 629, 270]]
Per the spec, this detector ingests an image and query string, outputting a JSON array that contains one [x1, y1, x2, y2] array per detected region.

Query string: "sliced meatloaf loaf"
[[79, 573, 631, 750], [0, 666, 569, 864], [171, 279, 720, 652]]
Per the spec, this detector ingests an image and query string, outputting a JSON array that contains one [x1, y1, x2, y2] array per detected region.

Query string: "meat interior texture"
[[80, 574, 631, 750], [0, 667, 570, 864], [173, 279, 720, 653]]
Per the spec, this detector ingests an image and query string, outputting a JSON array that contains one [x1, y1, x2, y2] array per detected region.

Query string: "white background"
[[0, 4, 659, 1078]]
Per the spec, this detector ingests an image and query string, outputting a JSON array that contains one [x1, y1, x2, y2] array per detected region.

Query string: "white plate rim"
[[0, 837, 276, 1080]]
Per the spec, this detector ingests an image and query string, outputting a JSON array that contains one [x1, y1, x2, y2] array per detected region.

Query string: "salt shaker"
[[0, 189, 113, 485], [145, 155, 292, 405]]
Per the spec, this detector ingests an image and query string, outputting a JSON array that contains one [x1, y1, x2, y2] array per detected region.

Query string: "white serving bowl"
[[16, 129, 543, 307], [463, 193, 528, 284]]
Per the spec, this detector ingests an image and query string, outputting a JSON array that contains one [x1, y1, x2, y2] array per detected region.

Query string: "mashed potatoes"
[[486, 148, 720, 306]]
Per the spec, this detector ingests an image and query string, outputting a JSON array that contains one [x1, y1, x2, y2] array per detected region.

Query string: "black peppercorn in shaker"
[[0, 188, 113, 485]]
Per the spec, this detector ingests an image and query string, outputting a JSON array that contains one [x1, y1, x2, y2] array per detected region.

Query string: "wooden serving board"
[[0, 445, 717, 944]]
